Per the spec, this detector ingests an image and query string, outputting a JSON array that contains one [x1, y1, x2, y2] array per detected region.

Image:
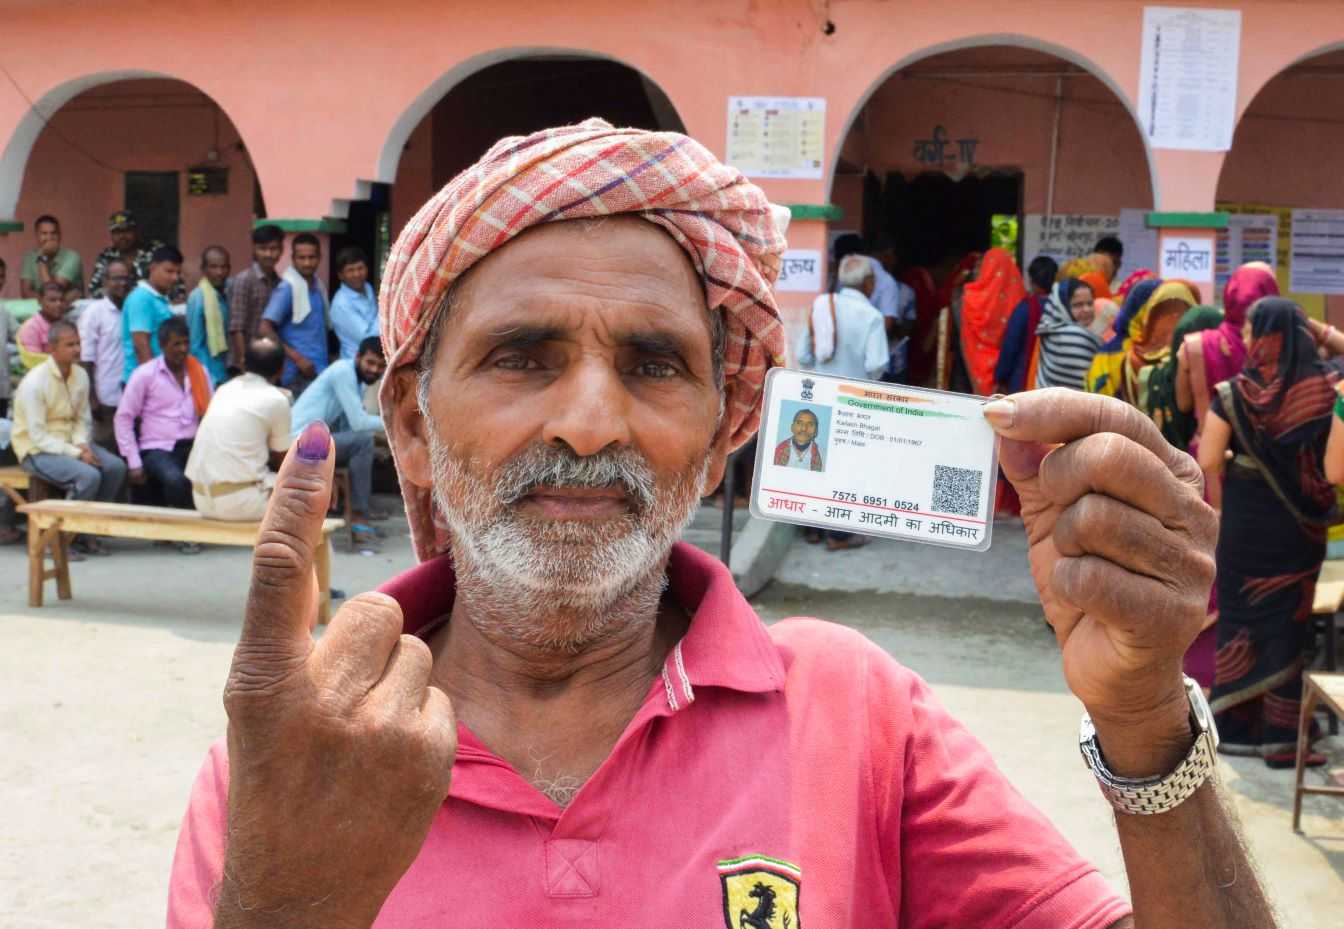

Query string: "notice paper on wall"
[[775, 249, 824, 292], [1215, 213, 1278, 295], [1290, 209, 1344, 295], [1022, 214, 1119, 266], [1118, 209, 1160, 276], [1137, 7, 1241, 151], [725, 97, 826, 180]]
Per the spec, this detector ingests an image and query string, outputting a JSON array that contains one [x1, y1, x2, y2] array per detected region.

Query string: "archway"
[[348, 52, 684, 282], [1216, 46, 1344, 320], [0, 75, 262, 298]]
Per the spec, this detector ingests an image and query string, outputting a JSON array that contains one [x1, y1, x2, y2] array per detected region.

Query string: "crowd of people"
[[797, 233, 1344, 771], [0, 212, 390, 554]]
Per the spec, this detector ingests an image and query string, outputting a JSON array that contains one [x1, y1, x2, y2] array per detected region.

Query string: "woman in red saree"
[[958, 248, 1025, 396]]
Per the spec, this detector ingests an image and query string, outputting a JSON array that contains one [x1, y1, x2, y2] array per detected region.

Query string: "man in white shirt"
[[77, 258, 132, 449], [833, 235, 917, 382], [184, 337, 291, 521], [796, 254, 888, 381]]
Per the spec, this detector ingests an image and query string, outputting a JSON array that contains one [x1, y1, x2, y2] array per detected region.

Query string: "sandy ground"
[[0, 507, 1340, 928]]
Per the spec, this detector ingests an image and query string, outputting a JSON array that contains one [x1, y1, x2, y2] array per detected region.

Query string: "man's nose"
[[541, 358, 632, 457]]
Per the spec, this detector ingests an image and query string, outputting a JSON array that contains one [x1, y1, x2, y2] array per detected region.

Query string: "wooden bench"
[[18, 499, 344, 624], [1293, 672, 1344, 832]]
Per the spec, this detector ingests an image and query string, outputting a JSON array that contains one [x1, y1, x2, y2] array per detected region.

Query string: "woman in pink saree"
[[1176, 262, 1280, 687]]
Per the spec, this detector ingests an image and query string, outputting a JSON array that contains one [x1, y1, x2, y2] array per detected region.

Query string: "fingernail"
[[296, 420, 331, 462], [982, 398, 1016, 430]]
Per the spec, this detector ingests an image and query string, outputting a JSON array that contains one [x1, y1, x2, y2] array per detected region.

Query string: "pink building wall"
[[0, 0, 1343, 326], [0, 79, 257, 295]]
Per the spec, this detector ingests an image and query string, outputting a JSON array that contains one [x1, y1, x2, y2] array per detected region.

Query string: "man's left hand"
[[984, 389, 1217, 776]]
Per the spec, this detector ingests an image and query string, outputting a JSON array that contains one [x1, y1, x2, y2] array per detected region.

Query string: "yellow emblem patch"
[[718, 856, 801, 929]]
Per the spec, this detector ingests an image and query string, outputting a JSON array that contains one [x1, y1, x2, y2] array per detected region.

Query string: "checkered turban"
[[378, 118, 789, 561]]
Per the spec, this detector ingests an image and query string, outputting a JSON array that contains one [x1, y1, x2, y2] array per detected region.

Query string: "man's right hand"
[[215, 421, 457, 929], [77, 445, 100, 468], [128, 468, 146, 486]]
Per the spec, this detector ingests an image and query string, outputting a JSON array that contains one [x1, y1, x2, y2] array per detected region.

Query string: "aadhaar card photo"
[[749, 369, 998, 551]]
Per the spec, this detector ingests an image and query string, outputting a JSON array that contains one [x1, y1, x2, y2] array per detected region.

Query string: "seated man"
[[169, 122, 1267, 929], [185, 337, 290, 521], [185, 246, 231, 385], [19, 214, 84, 299], [115, 318, 212, 550], [15, 281, 67, 370], [13, 320, 126, 556], [289, 335, 387, 544]]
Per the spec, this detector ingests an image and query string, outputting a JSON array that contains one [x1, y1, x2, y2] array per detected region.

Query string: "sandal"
[[351, 525, 379, 546]]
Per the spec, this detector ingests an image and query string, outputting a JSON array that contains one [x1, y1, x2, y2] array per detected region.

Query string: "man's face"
[[161, 330, 190, 369], [292, 243, 321, 279], [148, 261, 181, 295], [39, 290, 65, 322], [398, 218, 729, 649], [103, 262, 131, 305], [254, 240, 283, 272], [356, 349, 386, 385], [111, 227, 137, 252], [791, 411, 818, 448], [35, 221, 60, 255], [203, 252, 231, 289], [49, 330, 80, 366], [340, 260, 369, 293], [1070, 285, 1096, 327]]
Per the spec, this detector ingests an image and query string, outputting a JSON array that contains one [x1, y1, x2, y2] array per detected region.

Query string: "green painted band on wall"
[[787, 204, 844, 221], [254, 217, 349, 234], [0, 220, 24, 234], [1145, 211, 1229, 230]]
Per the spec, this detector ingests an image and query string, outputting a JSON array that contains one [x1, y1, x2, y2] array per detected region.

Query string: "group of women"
[[951, 249, 1344, 769]]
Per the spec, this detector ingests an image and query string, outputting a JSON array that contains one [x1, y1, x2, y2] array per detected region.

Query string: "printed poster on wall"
[[1118, 209, 1160, 277], [1137, 7, 1241, 151], [1022, 214, 1119, 266], [725, 97, 825, 180], [1214, 213, 1278, 295], [1217, 202, 1323, 318], [775, 249, 824, 292], [1290, 209, 1344, 295]]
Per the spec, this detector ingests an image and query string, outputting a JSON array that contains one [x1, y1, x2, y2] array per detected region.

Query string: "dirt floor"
[[0, 508, 1340, 928]]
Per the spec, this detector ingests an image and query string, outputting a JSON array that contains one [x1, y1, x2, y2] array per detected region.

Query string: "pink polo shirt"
[[167, 543, 1130, 929]]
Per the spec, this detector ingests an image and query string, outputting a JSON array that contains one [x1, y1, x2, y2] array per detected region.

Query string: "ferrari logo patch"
[[718, 855, 801, 929]]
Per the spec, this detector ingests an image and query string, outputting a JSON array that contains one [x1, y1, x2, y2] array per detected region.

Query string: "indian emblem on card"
[[718, 856, 801, 929], [800, 378, 815, 401]]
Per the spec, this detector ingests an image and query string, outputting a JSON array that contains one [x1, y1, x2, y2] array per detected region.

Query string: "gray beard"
[[426, 428, 709, 653]]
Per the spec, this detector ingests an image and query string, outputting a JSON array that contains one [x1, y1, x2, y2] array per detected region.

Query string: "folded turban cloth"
[[379, 118, 790, 561]]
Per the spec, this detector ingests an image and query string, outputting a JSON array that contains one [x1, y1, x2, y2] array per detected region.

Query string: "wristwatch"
[[1079, 675, 1219, 816]]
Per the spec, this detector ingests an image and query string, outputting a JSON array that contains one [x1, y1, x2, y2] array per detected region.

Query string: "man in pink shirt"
[[115, 317, 211, 550], [15, 280, 65, 362], [169, 123, 1273, 929]]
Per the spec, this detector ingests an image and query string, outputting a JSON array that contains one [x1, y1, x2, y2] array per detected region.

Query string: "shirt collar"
[[339, 282, 373, 300], [839, 286, 868, 302], [379, 541, 784, 706]]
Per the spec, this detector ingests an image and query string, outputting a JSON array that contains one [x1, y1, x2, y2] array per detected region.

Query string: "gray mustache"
[[493, 444, 657, 511]]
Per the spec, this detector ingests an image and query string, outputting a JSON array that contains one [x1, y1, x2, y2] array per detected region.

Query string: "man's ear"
[[700, 382, 746, 497], [388, 366, 432, 489]]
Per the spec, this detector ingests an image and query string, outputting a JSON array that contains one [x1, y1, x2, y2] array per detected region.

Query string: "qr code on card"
[[932, 465, 983, 517]]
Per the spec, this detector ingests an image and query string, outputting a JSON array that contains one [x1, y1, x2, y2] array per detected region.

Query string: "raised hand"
[[215, 421, 457, 929], [984, 389, 1218, 775]]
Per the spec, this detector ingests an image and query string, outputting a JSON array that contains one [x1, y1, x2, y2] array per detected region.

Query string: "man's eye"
[[634, 361, 678, 378], [495, 354, 539, 371]]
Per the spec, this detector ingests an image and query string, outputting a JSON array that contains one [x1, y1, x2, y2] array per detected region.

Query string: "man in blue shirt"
[[260, 233, 328, 392], [290, 336, 387, 543], [185, 246, 232, 384], [329, 246, 379, 360], [122, 245, 183, 382]]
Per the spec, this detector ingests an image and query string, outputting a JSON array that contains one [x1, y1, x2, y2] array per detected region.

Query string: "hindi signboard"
[[775, 249, 824, 293], [1160, 235, 1215, 286]]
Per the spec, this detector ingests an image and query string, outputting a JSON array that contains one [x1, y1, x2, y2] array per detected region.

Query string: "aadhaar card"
[[749, 369, 998, 551]]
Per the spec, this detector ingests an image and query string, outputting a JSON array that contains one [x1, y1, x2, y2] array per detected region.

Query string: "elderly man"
[[13, 320, 126, 556], [797, 253, 888, 381], [167, 121, 1270, 929]]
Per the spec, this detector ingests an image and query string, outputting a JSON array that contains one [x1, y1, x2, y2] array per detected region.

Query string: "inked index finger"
[[984, 388, 1203, 490], [241, 420, 335, 653]]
